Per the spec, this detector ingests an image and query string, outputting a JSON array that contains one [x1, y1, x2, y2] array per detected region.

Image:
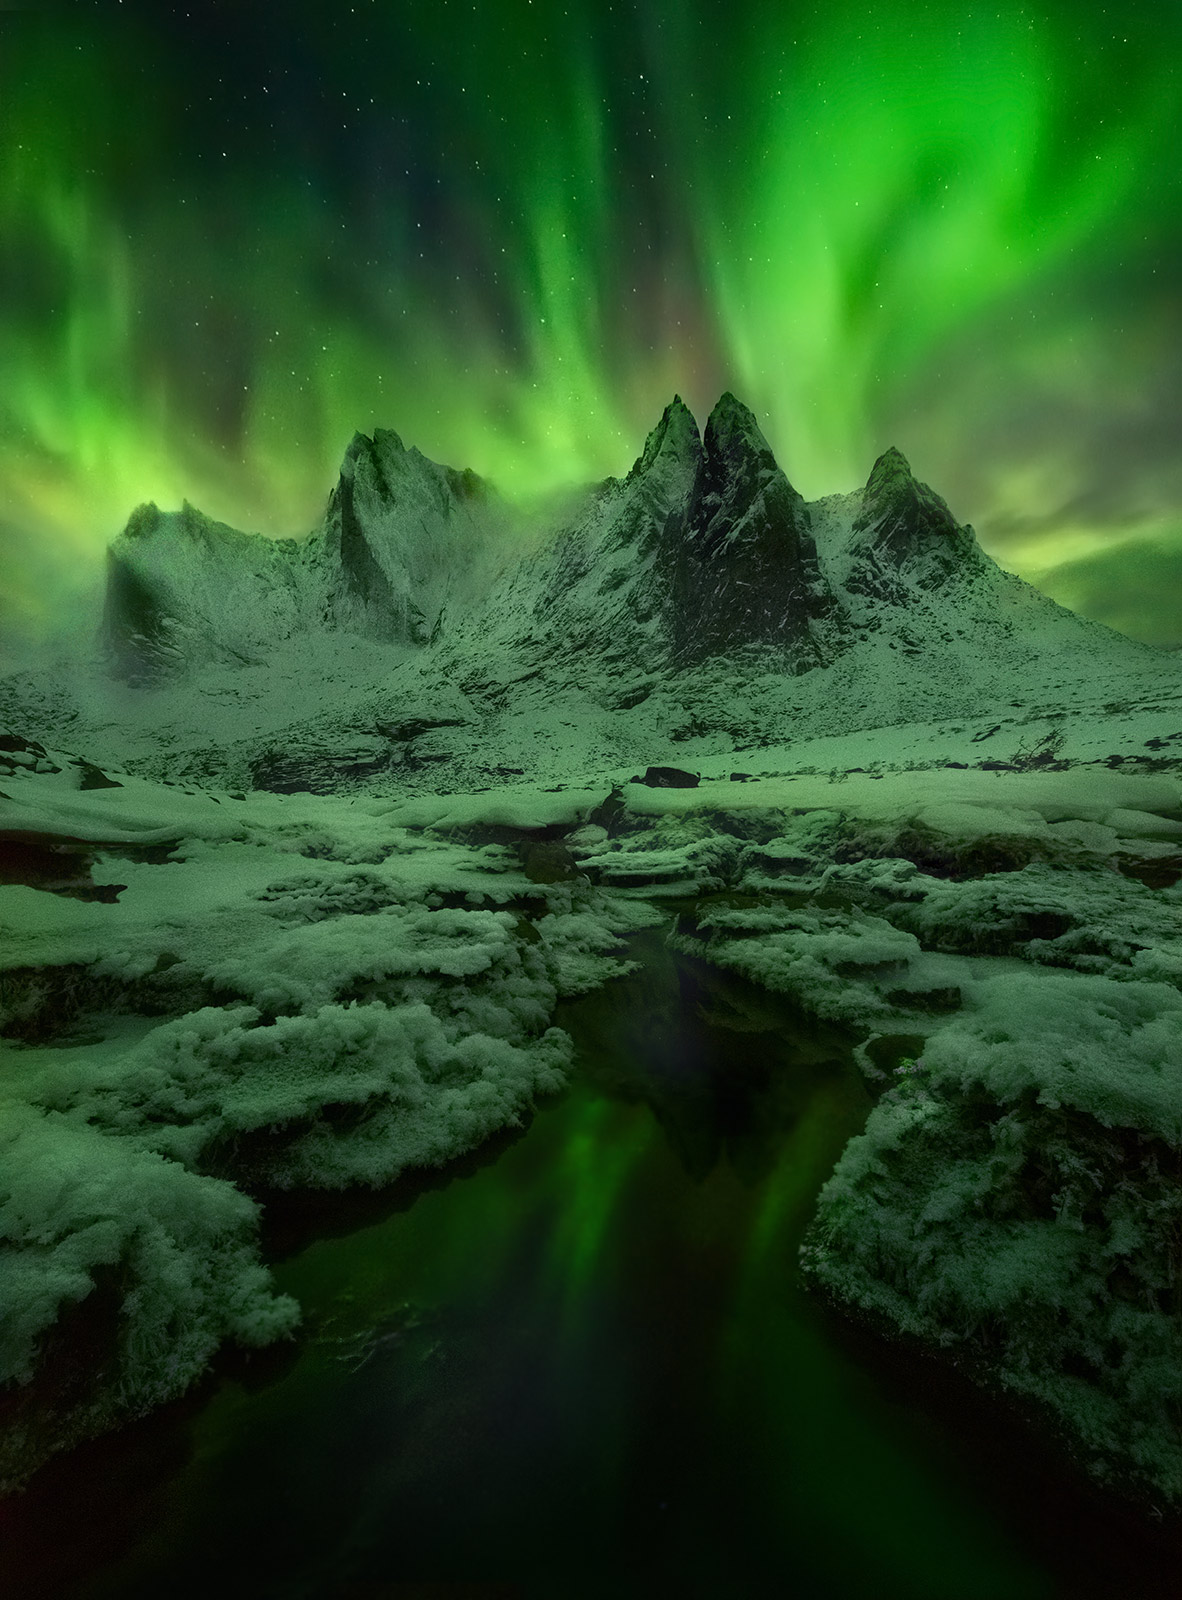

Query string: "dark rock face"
[[322, 427, 518, 645], [517, 392, 836, 671], [324, 429, 489, 643], [77, 762, 122, 791], [846, 446, 979, 600], [249, 746, 393, 795], [511, 396, 703, 663], [669, 393, 832, 664], [103, 544, 172, 678], [520, 838, 580, 883], [325, 433, 420, 641]]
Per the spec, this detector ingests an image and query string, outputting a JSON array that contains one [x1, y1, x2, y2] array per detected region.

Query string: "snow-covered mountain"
[[102, 428, 522, 676], [103, 392, 838, 679], [8, 390, 1176, 796], [102, 392, 1037, 672], [101, 390, 1145, 674]]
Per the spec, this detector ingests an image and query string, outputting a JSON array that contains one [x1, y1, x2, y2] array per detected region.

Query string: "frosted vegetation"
[[3, 398, 1182, 1504], [3, 746, 1181, 1501], [670, 806, 1182, 1500], [0, 763, 667, 1486]]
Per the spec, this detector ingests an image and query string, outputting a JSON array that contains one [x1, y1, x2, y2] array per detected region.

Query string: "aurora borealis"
[[2, 0, 1179, 648]]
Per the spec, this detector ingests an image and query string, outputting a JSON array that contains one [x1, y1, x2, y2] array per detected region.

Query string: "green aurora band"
[[1, 0, 1179, 645]]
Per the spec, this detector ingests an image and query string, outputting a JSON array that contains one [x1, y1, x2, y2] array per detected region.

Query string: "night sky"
[[2, 0, 1179, 648]]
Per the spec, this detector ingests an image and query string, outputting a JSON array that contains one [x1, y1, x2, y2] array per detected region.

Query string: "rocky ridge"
[[101, 393, 985, 680]]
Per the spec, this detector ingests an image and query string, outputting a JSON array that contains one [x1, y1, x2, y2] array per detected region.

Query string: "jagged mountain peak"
[[842, 442, 981, 599], [343, 425, 428, 463], [694, 393, 802, 527], [121, 499, 264, 551], [632, 394, 702, 479], [340, 427, 402, 480], [96, 394, 1138, 698], [665, 394, 828, 664], [864, 444, 913, 489], [857, 445, 962, 543], [337, 425, 490, 504], [691, 393, 801, 520], [703, 391, 776, 467]]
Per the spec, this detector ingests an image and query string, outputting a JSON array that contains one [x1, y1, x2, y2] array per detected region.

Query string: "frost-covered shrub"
[[16, 999, 570, 1189], [0, 1101, 296, 1390], [0, 1100, 299, 1488], [895, 864, 1182, 981], [1, 836, 654, 1484], [670, 903, 921, 1027], [532, 889, 665, 993], [802, 992, 1182, 1502], [577, 817, 743, 894]]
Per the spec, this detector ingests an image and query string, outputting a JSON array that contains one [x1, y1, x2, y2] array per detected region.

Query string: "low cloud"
[[1033, 536, 1182, 650]]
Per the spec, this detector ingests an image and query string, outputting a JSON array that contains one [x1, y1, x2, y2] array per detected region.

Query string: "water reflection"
[[4, 936, 1152, 1598]]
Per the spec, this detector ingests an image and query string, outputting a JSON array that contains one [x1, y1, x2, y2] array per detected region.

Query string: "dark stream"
[[3, 935, 1181, 1599]]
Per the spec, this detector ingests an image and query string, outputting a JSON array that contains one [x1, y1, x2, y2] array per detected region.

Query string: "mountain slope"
[[434, 391, 834, 675], [103, 431, 523, 679], [102, 501, 326, 678], [323, 428, 520, 643]]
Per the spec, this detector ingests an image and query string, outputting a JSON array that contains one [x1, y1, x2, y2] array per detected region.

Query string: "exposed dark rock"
[[249, 746, 393, 795], [669, 393, 834, 665], [885, 986, 963, 1015], [519, 839, 580, 883], [609, 682, 655, 711], [0, 735, 61, 777], [587, 785, 628, 831], [373, 716, 466, 742], [641, 766, 700, 789], [0, 831, 123, 901], [77, 762, 122, 790]]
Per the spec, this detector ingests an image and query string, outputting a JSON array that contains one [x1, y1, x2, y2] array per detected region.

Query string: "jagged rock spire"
[[857, 446, 962, 550], [666, 392, 831, 663], [863, 444, 912, 489], [702, 392, 777, 468], [632, 395, 702, 478], [846, 445, 979, 597]]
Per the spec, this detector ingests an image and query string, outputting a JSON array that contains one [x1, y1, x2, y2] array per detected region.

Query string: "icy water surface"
[[4, 938, 1180, 1598]]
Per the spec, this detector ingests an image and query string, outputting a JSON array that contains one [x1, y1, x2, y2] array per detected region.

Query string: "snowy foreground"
[[3, 715, 1182, 1503]]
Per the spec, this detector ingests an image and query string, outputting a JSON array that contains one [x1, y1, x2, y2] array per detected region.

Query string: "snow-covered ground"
[[3, 715, 1181, 1498]]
